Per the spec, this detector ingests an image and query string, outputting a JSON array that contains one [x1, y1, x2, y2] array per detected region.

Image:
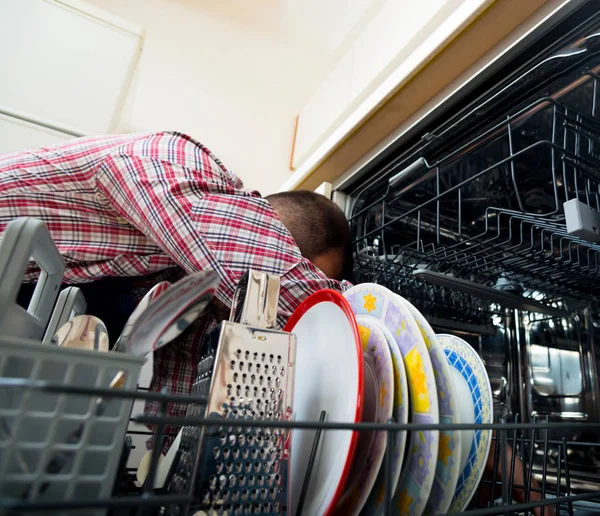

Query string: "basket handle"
[[0, 218, 65, 340], [43, 287, 87, 344]]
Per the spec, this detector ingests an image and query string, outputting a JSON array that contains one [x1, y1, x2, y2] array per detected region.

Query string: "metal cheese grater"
[[166, 271, 297, 515]]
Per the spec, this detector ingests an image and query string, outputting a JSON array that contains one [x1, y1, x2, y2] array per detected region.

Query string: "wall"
[[83, 0, 358, 194]]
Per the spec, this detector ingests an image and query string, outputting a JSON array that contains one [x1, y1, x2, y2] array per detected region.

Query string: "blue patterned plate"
[[398, 297, 462, 515], [345, 284, 439, 516], [437, 334, 493, 513]]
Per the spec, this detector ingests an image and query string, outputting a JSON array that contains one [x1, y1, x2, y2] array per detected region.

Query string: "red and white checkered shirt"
[[0, 131, 348, 430]]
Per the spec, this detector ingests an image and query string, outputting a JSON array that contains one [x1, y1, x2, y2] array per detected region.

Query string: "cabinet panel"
[[0, 0, 142, 134]]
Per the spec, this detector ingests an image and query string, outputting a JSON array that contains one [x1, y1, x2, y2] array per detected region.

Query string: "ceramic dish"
[[344, 284, 439, 516], [334, 316, 394, 515], [398, 296, 462, 515], [356, 315, 409, 515], [437, 334, 493, 513], [122, 270, 218, 356], [284, 290, 363, 516]]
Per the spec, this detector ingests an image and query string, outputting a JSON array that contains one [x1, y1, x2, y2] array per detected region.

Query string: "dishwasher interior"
[[342, 1, 600, 505]]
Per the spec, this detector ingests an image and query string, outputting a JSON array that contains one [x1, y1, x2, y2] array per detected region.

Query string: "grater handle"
[[43, 287, 87, 344], [229, 270, 281, 329]]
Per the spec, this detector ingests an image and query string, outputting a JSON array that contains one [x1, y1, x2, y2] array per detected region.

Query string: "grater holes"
[[277, 354, 282, 364]]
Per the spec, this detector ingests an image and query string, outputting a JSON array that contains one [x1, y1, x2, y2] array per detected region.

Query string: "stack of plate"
[[285, 284, 494, 516]]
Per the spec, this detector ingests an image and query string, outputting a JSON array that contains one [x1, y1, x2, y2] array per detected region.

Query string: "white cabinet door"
[[0, 112, 71, 155], [0, 0, 142, 135]]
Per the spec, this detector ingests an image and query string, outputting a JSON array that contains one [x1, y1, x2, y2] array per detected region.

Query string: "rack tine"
[[563, 437, 573, 516], [508, 415, 519, 511], [526, 416, 537, 505], [296, 410, 327, 516], [556, 443, 562, 516], [384, 418, 395, 516], [501, 419, 509, 507], [520, 429, 527, 502], [491, 419, 502, 505], [541, 416, 549, 516]]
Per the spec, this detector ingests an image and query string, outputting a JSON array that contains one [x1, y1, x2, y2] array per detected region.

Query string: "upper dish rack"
[[350, 80, 600, 320]]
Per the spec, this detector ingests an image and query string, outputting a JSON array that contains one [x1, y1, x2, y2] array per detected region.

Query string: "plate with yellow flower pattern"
[[397, 296, 462, 515], [344, 284, 439, 516], [333, 315, 394, 515], [359, 315, 409, 516]]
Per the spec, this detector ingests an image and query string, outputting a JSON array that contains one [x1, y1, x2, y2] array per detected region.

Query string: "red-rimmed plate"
[[285, 289, 363, 516]]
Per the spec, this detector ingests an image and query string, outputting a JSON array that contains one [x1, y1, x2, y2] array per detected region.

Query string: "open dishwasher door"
[[336, 0, 600, 502]]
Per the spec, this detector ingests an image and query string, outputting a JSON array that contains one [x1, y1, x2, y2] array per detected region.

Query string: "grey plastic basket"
[[0, 337, 143, 515]]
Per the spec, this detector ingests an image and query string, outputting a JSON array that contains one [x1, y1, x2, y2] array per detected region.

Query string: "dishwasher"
[[328, 0, 600, 512]]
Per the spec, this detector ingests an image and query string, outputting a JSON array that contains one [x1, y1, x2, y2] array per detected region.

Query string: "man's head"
[[265, 190, 353, 282]]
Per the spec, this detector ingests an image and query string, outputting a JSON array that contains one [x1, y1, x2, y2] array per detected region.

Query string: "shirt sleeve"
[[95, 133, 349, 327]]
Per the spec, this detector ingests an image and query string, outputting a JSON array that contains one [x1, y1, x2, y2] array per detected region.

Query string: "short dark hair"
[[265, 190, 353, 281]]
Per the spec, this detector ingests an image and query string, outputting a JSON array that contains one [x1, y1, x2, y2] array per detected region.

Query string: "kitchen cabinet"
[[0, 0, 142, 151], [284, 0, 566, 193]]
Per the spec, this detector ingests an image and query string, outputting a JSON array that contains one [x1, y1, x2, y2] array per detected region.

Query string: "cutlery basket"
[[0, 336, 143, 516]]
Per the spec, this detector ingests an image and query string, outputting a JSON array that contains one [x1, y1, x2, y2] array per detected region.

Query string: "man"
[[0, 131, 352, 432]]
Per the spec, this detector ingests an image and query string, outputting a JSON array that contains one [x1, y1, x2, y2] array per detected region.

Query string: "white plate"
[[285, 289, 363, 516], [398, 297, 462, 515], [358, 315, 409, 515], [344, 284, 439, 516], [437, 334, 493, 513]]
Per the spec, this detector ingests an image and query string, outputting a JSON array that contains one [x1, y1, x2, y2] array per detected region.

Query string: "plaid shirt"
[[0, 131, 348, 430]]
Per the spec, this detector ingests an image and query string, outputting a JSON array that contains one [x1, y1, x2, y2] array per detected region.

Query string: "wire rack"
[[350, 90, 600, 320], [2, 378, 600, 516]]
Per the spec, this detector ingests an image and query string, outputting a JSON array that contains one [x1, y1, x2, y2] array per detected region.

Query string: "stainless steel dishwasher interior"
[[345, 11, 600, 506]]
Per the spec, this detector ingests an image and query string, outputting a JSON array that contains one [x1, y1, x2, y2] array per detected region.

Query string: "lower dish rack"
[[1, 374, 600, 516]]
